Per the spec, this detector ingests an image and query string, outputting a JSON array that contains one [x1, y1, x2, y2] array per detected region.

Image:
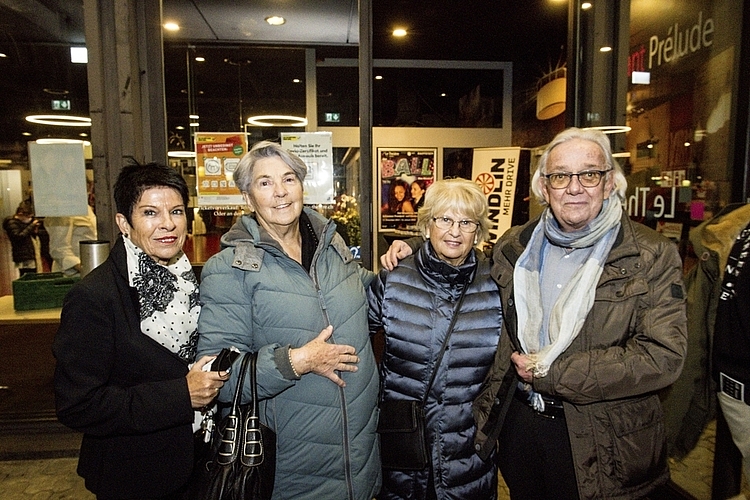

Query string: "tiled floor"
[[0, 421, 747, 500]]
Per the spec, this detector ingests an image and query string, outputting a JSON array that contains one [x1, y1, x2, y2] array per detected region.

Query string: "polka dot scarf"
[[123, 236, 200, 362]]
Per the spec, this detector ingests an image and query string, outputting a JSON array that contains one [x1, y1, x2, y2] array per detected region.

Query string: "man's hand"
[[380, 240, 413, 270]]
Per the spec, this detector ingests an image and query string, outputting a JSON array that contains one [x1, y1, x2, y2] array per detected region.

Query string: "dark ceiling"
[[0, 0, 568, 153]]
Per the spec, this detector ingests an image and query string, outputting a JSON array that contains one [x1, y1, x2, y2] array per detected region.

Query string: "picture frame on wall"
[[377, 148, 437, 232]]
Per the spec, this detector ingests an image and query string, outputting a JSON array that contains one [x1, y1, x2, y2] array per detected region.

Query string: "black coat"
[[3, 215, 37, 264], [53, 237, 195, 499]]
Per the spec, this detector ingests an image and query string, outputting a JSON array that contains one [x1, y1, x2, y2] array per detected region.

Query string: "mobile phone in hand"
[[209, 347, 240, 372]]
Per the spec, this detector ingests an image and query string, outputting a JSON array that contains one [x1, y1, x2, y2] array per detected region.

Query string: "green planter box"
[[12, 273, 80, 311]]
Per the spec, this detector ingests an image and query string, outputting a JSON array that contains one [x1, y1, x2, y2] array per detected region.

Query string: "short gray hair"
[[416, 178, 491, 244], [234, 140, 307, 193], [530, 127, 627, 205]]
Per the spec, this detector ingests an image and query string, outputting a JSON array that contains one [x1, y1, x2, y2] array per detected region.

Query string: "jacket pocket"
[[599, 395, 667, 488]]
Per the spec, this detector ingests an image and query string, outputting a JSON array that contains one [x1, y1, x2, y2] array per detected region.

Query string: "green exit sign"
[[324, 112, 340, 123], [51, 99, 71, 111]]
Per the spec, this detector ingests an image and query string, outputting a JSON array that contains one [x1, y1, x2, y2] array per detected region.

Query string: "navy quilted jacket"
[[368, 242, 501, 499]]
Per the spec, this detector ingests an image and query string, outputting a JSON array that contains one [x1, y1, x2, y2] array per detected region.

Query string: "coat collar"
[[222, 207, 353, 272]]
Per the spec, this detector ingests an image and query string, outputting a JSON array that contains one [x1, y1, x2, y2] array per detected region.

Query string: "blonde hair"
[[416, 178, 491, 244]]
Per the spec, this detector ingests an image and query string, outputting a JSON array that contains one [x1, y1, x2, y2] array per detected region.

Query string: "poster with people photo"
[[378, 148, 436, 231]]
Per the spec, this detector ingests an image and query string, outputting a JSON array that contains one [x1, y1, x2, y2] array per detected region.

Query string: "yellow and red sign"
[[195, 132, 247, 207]]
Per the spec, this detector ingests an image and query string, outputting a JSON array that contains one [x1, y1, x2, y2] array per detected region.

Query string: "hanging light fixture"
[[536, 67, 566, 120], [25, 115, 91, 126], [246, 115, 308, 127]]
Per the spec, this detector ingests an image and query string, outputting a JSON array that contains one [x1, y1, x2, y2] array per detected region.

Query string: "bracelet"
[[288, 348, 301, 378]]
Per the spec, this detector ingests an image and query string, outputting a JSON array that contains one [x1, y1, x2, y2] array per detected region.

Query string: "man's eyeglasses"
[[543, 169, 611, 189], [432, 216, 479, 233]]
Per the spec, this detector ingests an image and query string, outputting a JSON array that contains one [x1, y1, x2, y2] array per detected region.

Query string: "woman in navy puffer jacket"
[[368, 178, 502, 499]]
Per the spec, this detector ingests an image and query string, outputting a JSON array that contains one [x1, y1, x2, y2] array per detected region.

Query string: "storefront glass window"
[[625, 0, 743, 241]]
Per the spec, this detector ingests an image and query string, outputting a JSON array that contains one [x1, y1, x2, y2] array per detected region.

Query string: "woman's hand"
[[187, 355, 230, 409], [511, 351, 534, 384], [290, 326, 359, 388], [380, 240, 413, 270]]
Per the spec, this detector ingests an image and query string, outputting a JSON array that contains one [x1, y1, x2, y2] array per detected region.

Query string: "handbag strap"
[[217, 351, 254, 467], [231, 352, 253, 411], [421, 285, 468, 406]]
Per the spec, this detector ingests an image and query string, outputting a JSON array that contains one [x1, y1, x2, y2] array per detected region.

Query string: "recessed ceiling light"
[[0, 53, 6, 58], [195, 56, 205, 62], [375, 75, 383, 80], [265, 16, 286, 26], [176, 125, 185, 130], [582, 2, 593, 9], [189, 122, 200, 127], [163, 22, 180, 31], [22, 132, 31, 136], [440, 93, 446, 97], [599, 46, 612, 52], [393, 28, 407, 37], [79, 132, 88, 137], [292, 79, 301, 83], [189, 114, 199, 120]]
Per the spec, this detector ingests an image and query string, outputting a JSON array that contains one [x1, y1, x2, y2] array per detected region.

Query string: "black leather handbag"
[[377, 399, 429, 470], [377, 287, 467, 471], [196, 351, 276, 500]]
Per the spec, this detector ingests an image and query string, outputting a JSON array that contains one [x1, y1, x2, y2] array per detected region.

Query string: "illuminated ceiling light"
[[440, 93, 446, 97], [292, 79, 301, 83], [265, 16, 286, 26], [647, 143, 654, 149], [375, 75, 383, 80], [582, 2, 593, 9], [176, 125, 185, 130], [36, 138, 91, 146], [168, 151, 196, 158], [684, 142, 691, 147], [70, 47, 88, 63], [0, 52, 6, 58], [393, 28, 407, 37], [25, 114, 91, 126], [189, 114, 199, 119], [246, 115, 308, 127], [163, 22, 180, 31], [79, 132, 88, 137], [583, 125, 631, 134], [599, 46, 612, 53], [21, 132, 32, 136], [189, 122, 200, 127], [195, 56, 205, 62]]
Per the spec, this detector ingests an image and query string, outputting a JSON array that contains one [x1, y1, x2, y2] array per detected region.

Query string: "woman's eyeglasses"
[[432, 217, 478, 233], [543, 169, 611, 189]]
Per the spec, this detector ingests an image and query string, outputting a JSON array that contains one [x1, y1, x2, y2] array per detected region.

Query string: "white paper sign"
[[281, 132, 334, 205], [28, 142, 88, 216]]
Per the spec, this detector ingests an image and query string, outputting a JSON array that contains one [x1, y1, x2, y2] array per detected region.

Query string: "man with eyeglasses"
[[381, 127, 687, 499]]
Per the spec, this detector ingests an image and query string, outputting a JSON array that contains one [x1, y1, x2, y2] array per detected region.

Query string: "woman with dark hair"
[[384, 178, 415, 215], [53, 163, 227, 500], [410, 180, 427, 211], [2, 201, 42, 276]]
